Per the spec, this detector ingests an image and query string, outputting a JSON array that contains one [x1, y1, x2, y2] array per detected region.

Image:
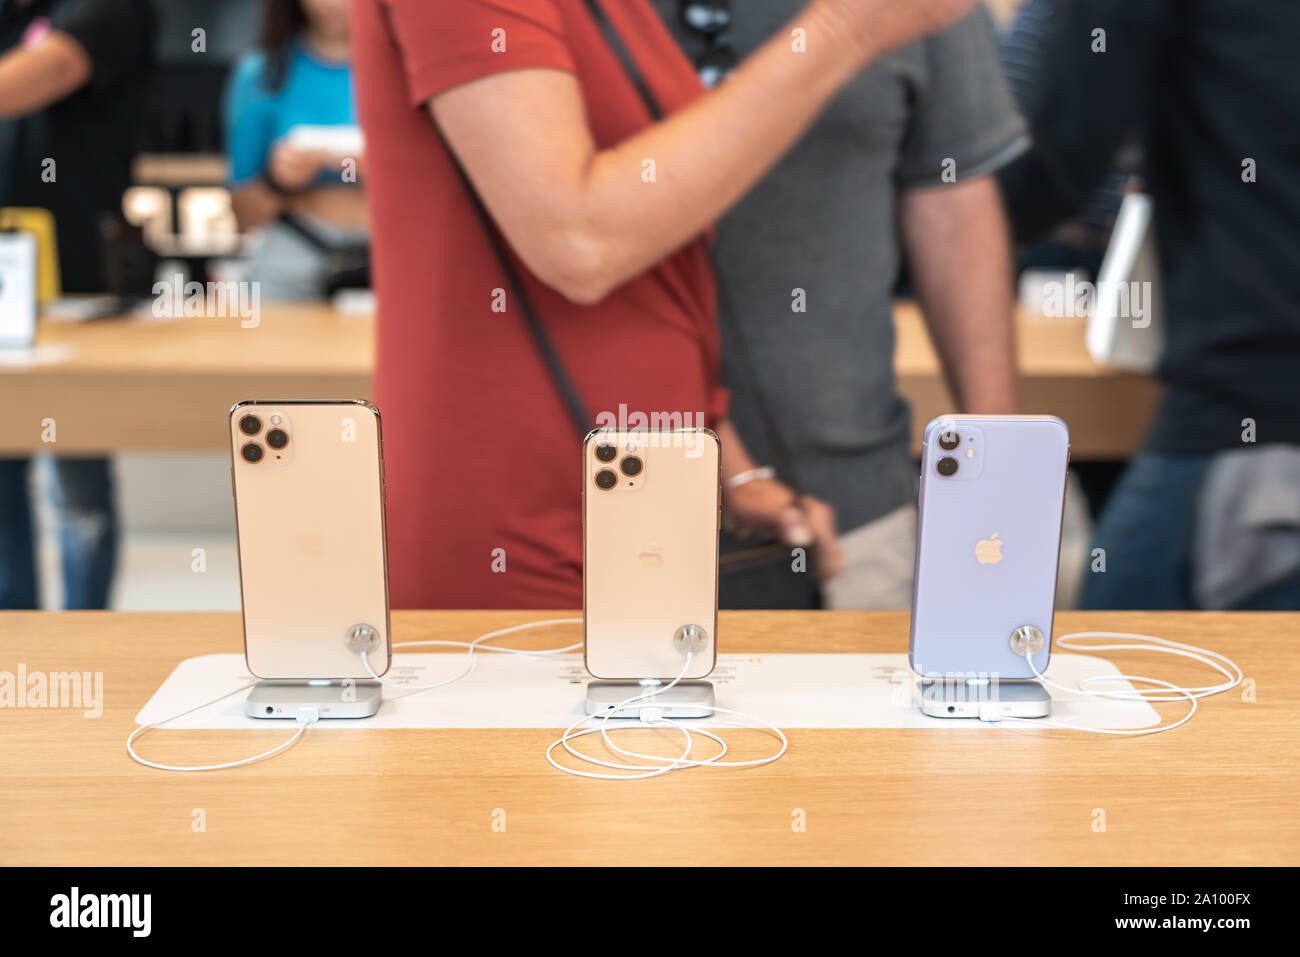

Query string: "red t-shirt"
[[351, 0, 726, 608]]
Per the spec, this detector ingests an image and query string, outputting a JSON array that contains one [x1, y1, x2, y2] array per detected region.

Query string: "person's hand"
[[724, 478, 844, 582], [811, 0, 978, 60], [265, 142, 333, 193]]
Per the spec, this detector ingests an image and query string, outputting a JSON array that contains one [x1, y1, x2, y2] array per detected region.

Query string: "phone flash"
[[270, 414, 282, 426], [966, 448, 975, 458], [627, 440, 638, 452]]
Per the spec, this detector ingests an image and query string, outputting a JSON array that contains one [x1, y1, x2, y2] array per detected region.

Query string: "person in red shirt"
[[350, 0, 973, 608]]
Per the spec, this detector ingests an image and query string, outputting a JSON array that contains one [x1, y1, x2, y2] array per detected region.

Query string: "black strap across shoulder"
[[447, 159, 593, 436], [445, 0, 798, 488]]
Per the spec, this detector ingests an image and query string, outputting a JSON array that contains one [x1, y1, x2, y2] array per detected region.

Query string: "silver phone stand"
[[584, 624, 715, 718], [245, 680, 383, 719], [919, 677, 1050, 720], [584, 679, 715, 718]]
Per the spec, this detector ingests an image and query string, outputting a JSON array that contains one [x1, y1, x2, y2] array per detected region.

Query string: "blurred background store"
[[5, 0, 1292, 613]]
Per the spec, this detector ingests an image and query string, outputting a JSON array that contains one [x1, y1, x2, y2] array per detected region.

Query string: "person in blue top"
[[223, 0, 367, 300]]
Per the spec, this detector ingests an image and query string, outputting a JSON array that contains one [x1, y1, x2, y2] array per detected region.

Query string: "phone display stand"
[[244, 680, 382, 719], [585, 680, 715, 719], [919, 677, 1051, 720], [584, 625, 716, 718]]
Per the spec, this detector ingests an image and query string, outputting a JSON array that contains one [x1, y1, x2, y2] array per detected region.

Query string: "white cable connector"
[[545, 649, 789, 780], [996, 630, 1242, 736]]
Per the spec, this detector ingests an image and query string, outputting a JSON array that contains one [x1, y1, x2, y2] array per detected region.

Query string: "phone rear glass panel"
[[583, 429, 720, 680], [909, 415, 1069, 679], [231, 401, 390, 680]]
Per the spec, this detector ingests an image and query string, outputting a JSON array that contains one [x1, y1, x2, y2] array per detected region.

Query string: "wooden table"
[[1, 303, 1156, 456], [2, 610, 1292, 866], [4, 305, 372, 454], [893, 301, 1159, 458]]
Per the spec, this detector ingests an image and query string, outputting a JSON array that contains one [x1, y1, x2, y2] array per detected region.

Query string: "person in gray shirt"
[[657, 0, 1027, 608]]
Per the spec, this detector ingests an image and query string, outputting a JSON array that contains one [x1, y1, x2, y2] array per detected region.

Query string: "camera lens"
[[239, 414, 261, 436], [241, 443, 264, 463], [936, 456, 958, 476], [938, 429, 960, 451], [595, 443, 617, 462], [266, 428, 289, 450], [620, 456, 643, 477], [595, 469, 617, 490]]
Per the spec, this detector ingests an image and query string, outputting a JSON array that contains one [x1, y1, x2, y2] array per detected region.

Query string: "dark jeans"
[[1081, 452, 1300, 610], [0, 457, 117, 609]]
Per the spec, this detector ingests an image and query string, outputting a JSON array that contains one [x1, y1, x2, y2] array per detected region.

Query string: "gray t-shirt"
[[655, 3, 1028, 531]]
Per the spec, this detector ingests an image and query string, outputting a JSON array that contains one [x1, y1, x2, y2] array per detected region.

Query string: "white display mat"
[[135, 653, 1158, 730], [0, 343, 75, 366]]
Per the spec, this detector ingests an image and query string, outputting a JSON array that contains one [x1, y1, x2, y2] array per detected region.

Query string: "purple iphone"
[[909, 415, 1070, 680]]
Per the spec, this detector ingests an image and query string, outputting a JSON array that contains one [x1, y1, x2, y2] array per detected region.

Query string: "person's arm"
[[222, 53, 318, 232], [229, 145, 337, 231], [0, 0, 157, 119], [997, 0, 1172, 241], [429, 0, 976, 305], [229, 181, 284, 233], [900, 175, 1019, 413], [0, 31, 91, 118]]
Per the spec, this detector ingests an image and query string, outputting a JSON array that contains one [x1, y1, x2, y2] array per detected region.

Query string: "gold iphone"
[[230, 400, 391, 679], [583, 428, 720, 680]]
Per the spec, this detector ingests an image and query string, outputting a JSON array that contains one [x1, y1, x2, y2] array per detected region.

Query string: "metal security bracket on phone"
[[244, 679, 383, 719], [244, 623, 385, 719], [918, 677, 1050, 721], [918, 625, 1052, 721], [584, 624, 716, 718]]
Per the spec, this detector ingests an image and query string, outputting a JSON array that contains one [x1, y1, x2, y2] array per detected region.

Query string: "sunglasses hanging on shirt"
[[679, 0, 737, 88]]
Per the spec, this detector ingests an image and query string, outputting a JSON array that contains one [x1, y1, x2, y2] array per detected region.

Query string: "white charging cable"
[[364, 617, 786, 777], [129, 617, 786, 776], [990, 630, 1242, 736], [127, 683, 320, 772], [359, 617, 584, 693], [126, 618, 583, 773], [545, 650, 789, 780]]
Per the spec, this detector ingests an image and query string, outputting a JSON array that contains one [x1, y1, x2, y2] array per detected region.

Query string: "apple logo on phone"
[[637, 542, 665, 567], [975, 532, 1004, 565]]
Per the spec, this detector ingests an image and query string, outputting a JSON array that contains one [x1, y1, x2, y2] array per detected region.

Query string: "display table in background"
[[0, 303, 1158, 457]]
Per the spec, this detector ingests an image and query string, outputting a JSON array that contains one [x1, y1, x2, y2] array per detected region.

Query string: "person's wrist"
[[262, 165, 305, 197], [804, 0, 883, 64], [723, 465, 777, 493]]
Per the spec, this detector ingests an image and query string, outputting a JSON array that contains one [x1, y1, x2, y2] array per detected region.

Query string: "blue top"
[[222, 41, 357, 186]]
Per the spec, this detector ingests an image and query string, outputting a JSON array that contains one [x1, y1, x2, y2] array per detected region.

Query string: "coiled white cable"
[[993, 630, 1243, 736], [127, 683, 320, 772], [546, 650, 789, 780], [365, 617, 787, 777]]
